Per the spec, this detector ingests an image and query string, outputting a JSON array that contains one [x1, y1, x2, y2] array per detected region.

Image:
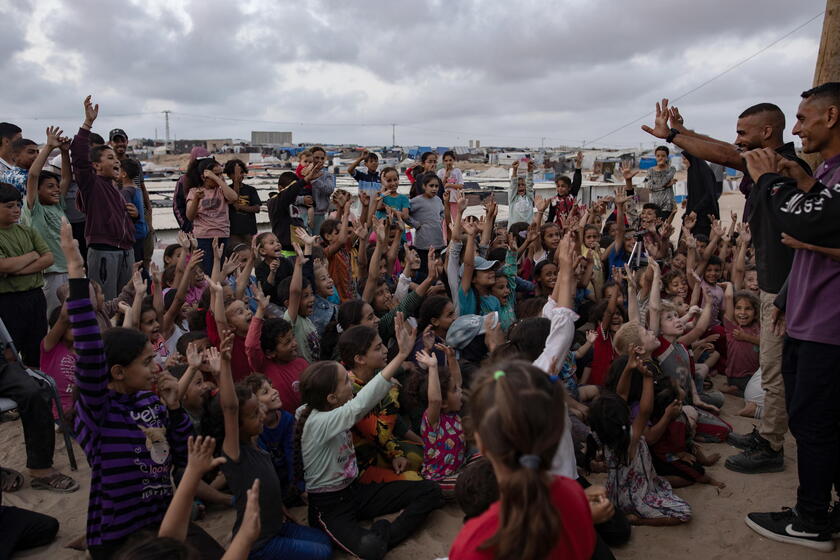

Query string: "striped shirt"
[[68, 278, 191, 547]]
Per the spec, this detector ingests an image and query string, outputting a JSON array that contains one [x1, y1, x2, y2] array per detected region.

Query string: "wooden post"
[[803, 1, 840, 167]]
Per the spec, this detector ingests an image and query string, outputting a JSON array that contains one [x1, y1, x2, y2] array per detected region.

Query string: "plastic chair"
[[0, 319, 77, 471]]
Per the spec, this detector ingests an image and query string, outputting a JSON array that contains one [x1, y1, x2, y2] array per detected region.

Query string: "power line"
[[583, 10, 825, 147]]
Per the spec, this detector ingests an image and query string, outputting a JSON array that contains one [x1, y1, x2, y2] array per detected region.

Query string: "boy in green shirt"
[[21, 126, 71, 314], [0, 181, 53, 366]]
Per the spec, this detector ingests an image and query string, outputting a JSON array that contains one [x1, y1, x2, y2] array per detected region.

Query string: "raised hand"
[[575, 151, 584, 168], [131, 269, 147, 295], [534, 195, 549, 213], [640, 98, 671, 139], [415, 348, 438, 370], [586, 329, 598, 345], [394, 312, 417, 357], [621, 160, 639, 181], [157, 372, 181, 409], [421, 325, 435, 353], [294, 226, 317, 247], [253, 283, 270, 310], [205, 346, 222, 377], [83, 95, 99, 126], [221, 252, 241, 277], [186, 342, 203, 369], [45, 126, 63, 148], [668, 106, 686, 132], [613, 185, 629, 206], [238, 479, 262, 545], [219, 329, 235, 361], [186, 435, 227, 475]]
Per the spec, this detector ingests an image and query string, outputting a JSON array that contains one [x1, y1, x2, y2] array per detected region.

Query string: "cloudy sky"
[[0, 0, 826, 149]]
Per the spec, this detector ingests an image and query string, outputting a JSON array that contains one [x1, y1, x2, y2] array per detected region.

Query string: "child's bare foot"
[[626, 513, 641, 525], [664, 475, 693, 489], [696, 449, 721, 466], [721, 384, 740, 395], [737, 401, 757, 418]]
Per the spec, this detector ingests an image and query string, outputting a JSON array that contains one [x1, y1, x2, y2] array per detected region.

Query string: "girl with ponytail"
[[448, 359, 596, 560]]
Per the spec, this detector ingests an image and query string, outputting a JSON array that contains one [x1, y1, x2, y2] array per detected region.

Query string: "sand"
[[1, 192, 830, 560]]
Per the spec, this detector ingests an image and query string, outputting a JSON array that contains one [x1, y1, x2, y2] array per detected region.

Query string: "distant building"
[[252, 131, 293, 146], [206, 139, 233, 152]]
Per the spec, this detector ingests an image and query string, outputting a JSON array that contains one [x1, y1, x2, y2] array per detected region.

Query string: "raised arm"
[[26, 126, 62, 209], [286, 243, 304, 323], [678, 285, 712, 346], [362, 220, 386, 303], [159, 436, 226, 542], [459, 221, 479, 294], [647, 259, 662, 335], [571, 151, 583, 197], [629, 366, 655, 461], [552, 231, 577, 310], [347, 149, 368, 177], [641, 99, 745, 171], [218, 330, 241, 461], [69, 96, 98, 192], [732, 225, 750, 290], [416, 349, 441, 428]]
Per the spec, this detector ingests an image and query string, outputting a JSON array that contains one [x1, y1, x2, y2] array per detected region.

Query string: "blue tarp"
[[639, 157, 656, 170]]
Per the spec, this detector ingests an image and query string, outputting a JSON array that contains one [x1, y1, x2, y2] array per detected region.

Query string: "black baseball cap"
[[109, 128, 127, 141]]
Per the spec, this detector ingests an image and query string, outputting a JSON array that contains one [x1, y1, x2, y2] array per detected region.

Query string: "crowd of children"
[[0, 85, 838, 559]]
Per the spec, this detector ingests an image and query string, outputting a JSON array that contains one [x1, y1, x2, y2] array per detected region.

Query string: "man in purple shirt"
[[741, 82, 840, 553]]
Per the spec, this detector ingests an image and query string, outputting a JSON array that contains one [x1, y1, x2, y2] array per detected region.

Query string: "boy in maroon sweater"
[[70, 96, 137, 300]]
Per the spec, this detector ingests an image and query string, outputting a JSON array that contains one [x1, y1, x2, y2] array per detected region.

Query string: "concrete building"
[[251, 131, 293, 146]]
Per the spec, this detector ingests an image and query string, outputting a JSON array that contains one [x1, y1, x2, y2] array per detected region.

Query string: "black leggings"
[[307, 480, 444, 560]]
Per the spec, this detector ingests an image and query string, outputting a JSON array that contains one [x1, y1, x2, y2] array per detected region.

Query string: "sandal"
[[0, 410, 19, 422], [1, 467, 23, 492], [31, 472, 80, 493]]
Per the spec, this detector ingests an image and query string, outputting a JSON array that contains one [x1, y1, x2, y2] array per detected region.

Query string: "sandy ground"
[[1, 192, 830, 560]]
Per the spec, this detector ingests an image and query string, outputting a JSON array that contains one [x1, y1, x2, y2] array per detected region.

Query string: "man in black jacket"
[[642, 99, 810, 474]]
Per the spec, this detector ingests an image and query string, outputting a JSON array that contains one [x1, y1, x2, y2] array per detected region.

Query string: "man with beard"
[[740, 82, 840, 553], [641, 99, 810, 475]]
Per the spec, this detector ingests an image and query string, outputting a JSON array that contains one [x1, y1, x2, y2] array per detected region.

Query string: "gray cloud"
[[0, 0, 824, 148]]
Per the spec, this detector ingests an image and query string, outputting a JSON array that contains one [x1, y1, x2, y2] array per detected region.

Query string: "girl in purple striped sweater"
[[60, 222, 223, 560]]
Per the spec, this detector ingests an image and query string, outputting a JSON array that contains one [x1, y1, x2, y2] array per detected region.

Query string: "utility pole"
[[163, 110, 171, 153], [804, 2, 840, 168], [391, 123, 396, 148]]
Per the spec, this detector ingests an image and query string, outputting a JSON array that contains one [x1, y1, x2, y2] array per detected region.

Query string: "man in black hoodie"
[[641, 99, 810, 474]]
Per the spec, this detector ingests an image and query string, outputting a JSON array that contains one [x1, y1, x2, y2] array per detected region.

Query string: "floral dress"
[[604, 430, 691, 521], [420, 410, 466, 482]]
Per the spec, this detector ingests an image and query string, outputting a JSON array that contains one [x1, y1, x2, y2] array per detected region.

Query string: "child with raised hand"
[[720, 283, 760, 396], [296, 313, 444, 560], [217, 328, 333, 560], [588, 354, 692, 527], [321, 197, 355, 301], [114, 436, 259, 560], [414, 346, 470, 498], [508, 158, 535, 226], [448, 360, 595, 560], [338, 325, 424, 483], [280, 240, 320, 363], [245, 283, 308, 414], [70, 96, 135, 301], [60, 221, 224, 558], [22, 125, 71, 313]]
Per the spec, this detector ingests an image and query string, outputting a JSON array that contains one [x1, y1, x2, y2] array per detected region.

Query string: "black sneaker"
[[727, 426, 761, 450], [745, 508, 835, 552], [830, 502, 840, 539], [725, 439, 784, 474]]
